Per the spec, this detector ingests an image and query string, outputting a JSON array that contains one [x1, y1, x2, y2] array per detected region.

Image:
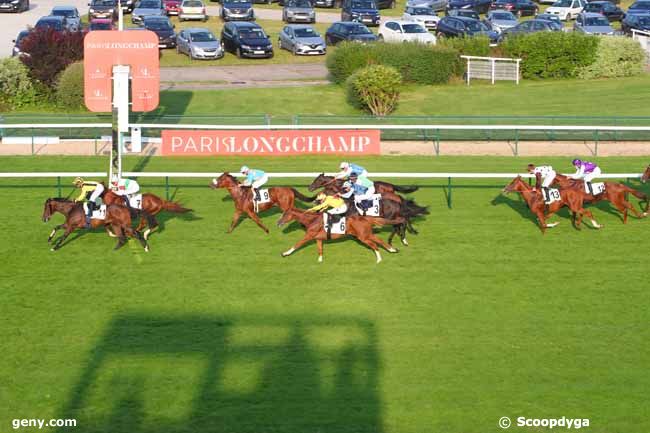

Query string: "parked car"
[[163, 0, 182, 15], [375, 0, 397, 8], [378, 20, 437, 43], [179, 0, 207, 20], [11, 30, 29, 56], [132, 0, 165, 24], [446, 8, 479, 19], [446, 0, 492, 14], [626, 0, 650, 15], [490, 0, 537, 17], [325, 21, 377, 44], [500, 18, 559, 37], [282, 0, 315, 23], [121, 0, 136, 13], [486, 10, 518, 32], [312, 0, 336, 7], [341, 0, 381, 26], [583, 1, 624, 21], [403, 6, 440, 30], [545, 0, 586, 21], [534, 12, 563, 29], [407, 0, 448, 12], [278, 24, 326, 55], [436, 16, 499, 42], [88, 0, 117, 21], [51, 6, 81, 32], [177, 27, 224, 59], [221, 0, 255, 21], [35, 15, 68, 32], [574, 11, 615, 33], [0, 0, 29, 13], [143, 15, 177, 47], [621, 12, 650, 34], [89, 18, 116, 30], [220, 21, 273, 58]]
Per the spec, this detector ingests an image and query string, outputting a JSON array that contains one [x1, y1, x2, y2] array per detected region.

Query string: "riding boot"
[[542, 187, 550, 202], [586, 182, 594, 195], [86, 201, 94, 228]]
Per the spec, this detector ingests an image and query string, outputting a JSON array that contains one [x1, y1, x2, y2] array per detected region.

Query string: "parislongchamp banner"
[[160, 129, 381, 156]]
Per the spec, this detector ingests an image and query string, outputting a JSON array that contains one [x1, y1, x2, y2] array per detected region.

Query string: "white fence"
[[632, 29, 650, 65], [460, 56, 522, 85]]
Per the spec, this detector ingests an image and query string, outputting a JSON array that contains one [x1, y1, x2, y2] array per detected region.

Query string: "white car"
[[378, 20, 437, 43], [179, 0, 208, 21], [545, 0, 586, 21], [402, 6, 440, 30]]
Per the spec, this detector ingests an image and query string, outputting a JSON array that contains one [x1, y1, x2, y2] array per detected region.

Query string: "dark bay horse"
[[553, 173, 648, 223], [308, 174, 404, 203], [308, 173, 419, 195], [42, 198, 149, 251], [277, 207, 404, 263], [103, 188, 191, 239], [502, 176, 602, 233], [209, 173, 316, 233]]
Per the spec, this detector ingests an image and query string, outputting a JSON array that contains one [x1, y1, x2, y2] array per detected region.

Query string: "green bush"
[[438, 35, 491, 75], [346, 65, 402, 116], [501, 32, 599, 79], [327, 42, 459, 85], [0, 57, 37, 108], [56, 62, 85, 110], [578, 36, 646, 79]]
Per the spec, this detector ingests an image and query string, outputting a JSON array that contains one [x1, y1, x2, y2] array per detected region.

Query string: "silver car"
[[574, 12, 615, 34], [132, 0, 165, 24], [486, 10, 518, 32], [282, 0, 315, 23], [278, 24, 326, 55], [51, 6, 81, 32], [177, 27, 224, 59], [406, 0, 448, 12]]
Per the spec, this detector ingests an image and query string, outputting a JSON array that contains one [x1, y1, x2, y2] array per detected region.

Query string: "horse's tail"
[[162, 200, 192, 213], [291, 188, 318, 202], [365, 216, 406, 227], [393, 184, 419, 193]]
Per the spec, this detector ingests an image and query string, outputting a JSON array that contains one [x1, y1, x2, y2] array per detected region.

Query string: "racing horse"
[[42, 198, 149, 252], [209, 173, 317, 234], [308, 173, 419, 195], [641, 165, 650, 183], [276, 207, 405, 263], [553, 173, 648, 223], [103, 187, 192, 240], [502, 176, 602, 234]]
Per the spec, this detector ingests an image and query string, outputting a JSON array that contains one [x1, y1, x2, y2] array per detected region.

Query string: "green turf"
[[1, 155, 649, 433]]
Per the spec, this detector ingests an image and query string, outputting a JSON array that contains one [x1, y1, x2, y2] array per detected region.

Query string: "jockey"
[[73, 177, 104, 227], [110, 176, 140, 208], [527, 164, 556, 202], [335, 161, 369, 180], [240, 165, 268, 202], [340, 172, 376, 211], [570, 159, 602, 195], [307, 192, 348, 216]]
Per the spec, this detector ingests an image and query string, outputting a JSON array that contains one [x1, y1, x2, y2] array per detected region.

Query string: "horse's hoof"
[[144, 246, 149, 253], [50, 248, 56, 252], [389, 248, 398, 253], [318, 255, 323, 263], [401, 239, 409, 246]]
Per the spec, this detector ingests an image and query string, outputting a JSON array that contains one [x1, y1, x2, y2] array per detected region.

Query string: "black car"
[[446, 8, 480, 18], [11, 30, 29, 56], [88, 0, 118, 20], [490, 0, 538, 17], [583, 1, 624, 21], [501, 18, 558, 37], [35, 15, 68, 32], [325, 21, 377, 44], [0, 0, 29, 13], [621, 12, 650, 33], [341, 0, 381, 26], [446, 0, 491, 14], [220, 21, 273, 58], [143, 15, 177, 48], [436, 16, 499, 42], [627, 0, 650, 15], [221, 0, 255, 21]]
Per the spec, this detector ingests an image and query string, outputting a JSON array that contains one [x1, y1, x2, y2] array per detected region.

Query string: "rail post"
[[514, 129, 519, 156], [31, 127, 35, 155], [434, 128, 440, 156], [94, 136, 98, 155], [594, 129, 599, 157], [165, 176, 170, 200], [447, 176, 452, 209], [57, 176, 61, 197]]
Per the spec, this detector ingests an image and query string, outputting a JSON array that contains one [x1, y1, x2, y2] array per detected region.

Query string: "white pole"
[[118, 0, 123, 31], [466, 58, 470, 86], [491, 59, 495, 85], [112, 65, 130, 181]]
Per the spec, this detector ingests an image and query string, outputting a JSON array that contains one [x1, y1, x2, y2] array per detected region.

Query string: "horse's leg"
[[51, 225, 74, 251], [406, 219, 418, 235], [48, 224, 65, 243], [535, 211, 548, 234], [281, 233, 315, 257], [113, 224, 127, 250], [124, 225, 150, 252], [371, 234, 398, 253], [580, 208, 601, 229], [359, 238, 382, 263], [400, 223, 409, 246], [621, 197, 643, 220], [316, 239, 324, 263], [387, 226, 396, 245], [227, 209, 243, 233], [245, 209, 269, 234]]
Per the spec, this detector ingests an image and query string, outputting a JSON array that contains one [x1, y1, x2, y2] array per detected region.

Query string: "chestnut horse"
[[502, 176, 602, 233], [553, 173, 648, 223], [42, 198, 149, 252], [276, 207, 404, 263], [103, 188, 191, 239], [308, 173, 418, 195], [209, 173, 316, 233]]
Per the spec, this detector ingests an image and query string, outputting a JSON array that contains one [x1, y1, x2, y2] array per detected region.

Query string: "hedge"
[[56, 62, 85, 110], [0, 57, 37, 109], [578, 36, 646, 79]]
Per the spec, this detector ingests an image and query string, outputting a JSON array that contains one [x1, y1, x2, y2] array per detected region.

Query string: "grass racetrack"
[[2, 155, 649, 433]]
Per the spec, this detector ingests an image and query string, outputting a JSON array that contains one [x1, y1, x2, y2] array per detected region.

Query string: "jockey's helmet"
[[316, 193, 326, 202], [240, 165, 249, 174], [572, 159, 582, 167], [349, 172, 358, 181], [339, 161, 349, 170], [343, 181, 352, 190], [73, 177, 84, 187]]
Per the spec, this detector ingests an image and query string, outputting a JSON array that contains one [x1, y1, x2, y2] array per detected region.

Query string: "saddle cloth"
[[253, 189, 271, 204], [83, 203, 107, 220], [587, 182, 606, 195], [354, 194, 382, 217], [543, 188, 562, 205], [129, 194, 143, 209], [323, 214, 346, 235]]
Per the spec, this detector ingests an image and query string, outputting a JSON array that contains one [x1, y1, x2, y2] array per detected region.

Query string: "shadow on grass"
[[57, 313, 382, 433]]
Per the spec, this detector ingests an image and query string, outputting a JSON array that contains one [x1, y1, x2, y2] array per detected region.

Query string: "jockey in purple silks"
[[570, 159, 602, 195]]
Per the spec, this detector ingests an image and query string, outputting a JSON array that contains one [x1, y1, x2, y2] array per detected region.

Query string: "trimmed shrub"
[[438, 35, 491, 75], [0, 57, 37, 108], [501, 32, 598, 79], [578, 36, 646, 79], [327, 42, 459, 85], [20, 28, 84, 87], [56, 62, 85, 109], [346, 65, 402, 116]]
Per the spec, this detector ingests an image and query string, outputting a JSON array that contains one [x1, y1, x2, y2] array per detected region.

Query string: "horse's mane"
[[49, 197, 74, 203]]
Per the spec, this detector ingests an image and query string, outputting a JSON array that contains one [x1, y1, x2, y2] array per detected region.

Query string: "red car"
[[164, 0, 182, 14], [89, 18, 116, 30]]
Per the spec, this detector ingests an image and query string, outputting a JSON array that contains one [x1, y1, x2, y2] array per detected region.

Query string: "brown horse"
[[553, 173, 648, 223], [103, 188, 191, 239], [276, 207, 404, 263], [502, 176, 602, 233], [42, 198, 149, 252], [642, 165, 650, 183], [209, 173, 316, 233], [308, 173, 418, 195]]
